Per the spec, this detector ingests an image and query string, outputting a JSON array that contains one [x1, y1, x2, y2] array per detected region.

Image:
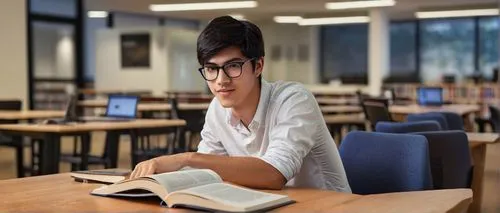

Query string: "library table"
[[0, 110, 65, 121], [320, 105, 363, 114], [0, 173, 472, 213], [389, 104, 479, 120], [0, 119, 186, 175], [465, 132, 500, 213], [79, 100, 210, 111]]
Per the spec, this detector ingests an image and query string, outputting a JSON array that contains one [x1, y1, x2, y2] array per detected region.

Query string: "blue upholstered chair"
[[339, 131, 433, 194], [410, 130, 473, 189], [375, 121, 442, 133], [439, 112, 464, 131], [407, 112, 449, 130]]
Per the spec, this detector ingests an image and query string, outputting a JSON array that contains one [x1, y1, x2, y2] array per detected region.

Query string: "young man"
[[130, 16, 351, 192]]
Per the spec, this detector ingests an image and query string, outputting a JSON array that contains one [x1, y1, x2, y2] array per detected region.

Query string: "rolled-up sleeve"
[[259, 91, 320, 181]]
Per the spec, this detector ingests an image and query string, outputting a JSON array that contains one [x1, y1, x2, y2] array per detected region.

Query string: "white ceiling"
[[85, 0, 499, 22]]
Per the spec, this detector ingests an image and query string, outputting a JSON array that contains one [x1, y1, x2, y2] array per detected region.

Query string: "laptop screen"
[[417, 87, 443, 106], [106, 95, 139, 118]]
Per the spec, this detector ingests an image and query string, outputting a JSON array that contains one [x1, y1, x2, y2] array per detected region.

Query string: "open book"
[[71, 169, 131, 184], [91, 169, 294, 212]]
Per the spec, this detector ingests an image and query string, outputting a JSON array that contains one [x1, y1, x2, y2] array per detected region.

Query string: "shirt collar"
[[225, 79, 271, 130]]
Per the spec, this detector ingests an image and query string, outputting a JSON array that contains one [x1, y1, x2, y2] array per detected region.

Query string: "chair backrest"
[[0, 100, 22, 111], [375, 121, 442, 133], [168, 98, 180, 119], [169, 98, 205, 132], [140, 96, 168, 103], [410, 131, 472, 189], [488, 105, 500, 132], [407, 112, 449, 130], [361, 98, 392, 127], [0, 100, 22, 124], [339, 131, 433, 194], [440, 112, 464, 131]]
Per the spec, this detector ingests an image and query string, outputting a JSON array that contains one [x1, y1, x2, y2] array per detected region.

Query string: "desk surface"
[[315, 97, 358, 105], [389, 104, 480, 116], [0, 110, 65, 120], [320, 105, 363, 114], [323, 114, 365, 124], [79, 100, 210, 111], [0, 119, 186, 133], [78, 89, 152, 96], [328, 189, 472, 213], [466, 132, 500, 144], [0, 173, 472, 213]]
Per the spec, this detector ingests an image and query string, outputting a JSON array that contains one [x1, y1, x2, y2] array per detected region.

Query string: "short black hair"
[[197, 16, 265, 81]]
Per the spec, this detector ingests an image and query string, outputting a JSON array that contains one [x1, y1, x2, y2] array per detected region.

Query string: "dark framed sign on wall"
[[120, 33, 151, 68]]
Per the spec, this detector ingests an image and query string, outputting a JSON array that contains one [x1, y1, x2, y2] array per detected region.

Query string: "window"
[[31, 0, 76, 17], [390, 22, 417, 75], [420, 18, 475, 82], [479, 17, 499, 79], [320, 24, 368, 84], [319, 17, 498, 84]]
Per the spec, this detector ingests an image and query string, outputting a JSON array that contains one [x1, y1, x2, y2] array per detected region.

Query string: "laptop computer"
[[83, 95, 139, 122], [417, 87, 443, 106], [42, 95, 139, 124]]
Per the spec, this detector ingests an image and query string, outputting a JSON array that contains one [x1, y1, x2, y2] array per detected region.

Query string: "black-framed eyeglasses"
[[198, 58, 256, 81]]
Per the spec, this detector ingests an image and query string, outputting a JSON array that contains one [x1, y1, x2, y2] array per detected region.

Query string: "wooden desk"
[[0, 110, 65, 120], [0, 173, 472, 213], [79, 100, 210, 111], [389, 104, 480, 119], [466, 132, 499, 213], [0, 119, 186, 175], [316, 97, 357, 105], [328, 189, 472, 213], [323, 114, 365, 125], [79, 89, 152, 96], [320, 105, 363, 114]]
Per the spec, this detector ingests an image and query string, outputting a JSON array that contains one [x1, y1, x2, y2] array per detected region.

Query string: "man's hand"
[[129, 153, 191, 179]]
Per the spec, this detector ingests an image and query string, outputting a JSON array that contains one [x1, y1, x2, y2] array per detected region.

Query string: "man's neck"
[[232, 83, 261, 128]]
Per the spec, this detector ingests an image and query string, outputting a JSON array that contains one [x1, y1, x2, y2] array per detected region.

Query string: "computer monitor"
[[417, 87, 443, 106], [105, 95, 139, 118]]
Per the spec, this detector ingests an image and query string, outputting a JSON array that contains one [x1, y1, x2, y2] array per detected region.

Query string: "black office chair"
[[360, 97, 392, 129], [129, 98, 181, 167], [488, 105, 500, 132], [0, 100, 24, 177], [170, 98, 205, 152]]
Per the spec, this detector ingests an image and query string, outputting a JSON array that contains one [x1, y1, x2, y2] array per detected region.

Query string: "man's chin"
[[217, 98, 236, 108]]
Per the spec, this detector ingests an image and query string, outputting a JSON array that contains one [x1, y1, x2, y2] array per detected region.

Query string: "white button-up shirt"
[[197, 80, 351, 192]]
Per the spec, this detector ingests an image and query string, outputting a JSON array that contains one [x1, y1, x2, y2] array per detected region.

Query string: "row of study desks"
[[0, 172, 473, 212], [0, 104, 494, 212], [78, 100, 210, 112], [0, 119, 186, 176], [320, 104, 480, 116]]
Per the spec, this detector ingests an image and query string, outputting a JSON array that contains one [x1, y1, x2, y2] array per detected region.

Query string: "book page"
[[177, 183, 288, 207], [150, 169, 222, 193]]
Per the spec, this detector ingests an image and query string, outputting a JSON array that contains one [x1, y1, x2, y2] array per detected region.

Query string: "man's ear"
[[255, 57, 264, 77]]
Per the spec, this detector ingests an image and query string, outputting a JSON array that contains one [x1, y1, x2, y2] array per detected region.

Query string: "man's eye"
[[205, 67, 218, 72], [226, 63, 240, 69]]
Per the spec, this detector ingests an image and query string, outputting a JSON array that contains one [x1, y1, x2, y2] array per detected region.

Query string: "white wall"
[[165, 29, 205, 92], [259, 23, 319, 84], [96, 28, 167, 95], [0, 1, 28, 108], [95, 27, 203, 95]]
